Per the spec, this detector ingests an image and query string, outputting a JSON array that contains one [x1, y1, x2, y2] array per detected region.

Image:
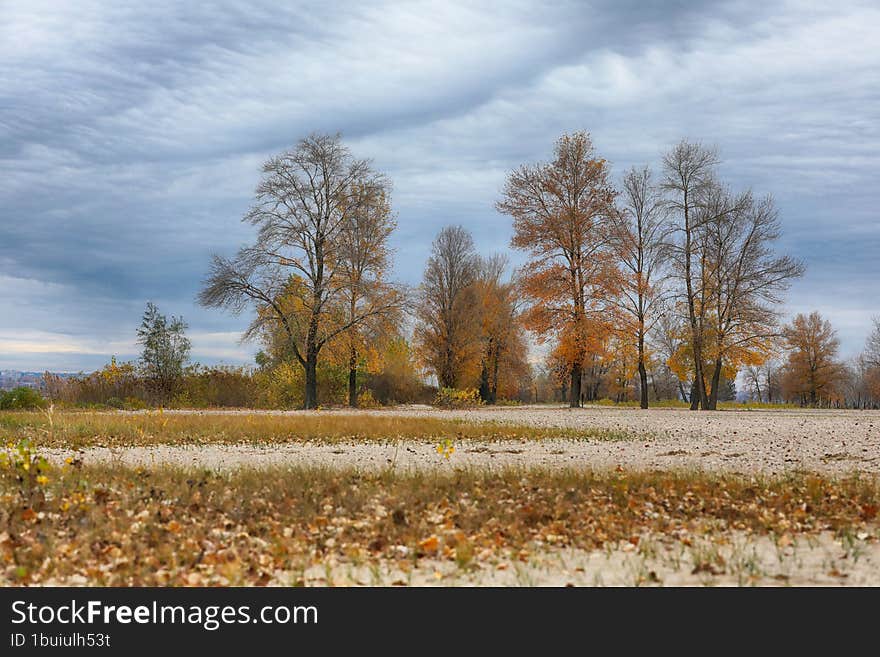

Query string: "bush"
[[433, 387, 483, 408], [0, 387, 48, 410], [355, 389, 382, 409]]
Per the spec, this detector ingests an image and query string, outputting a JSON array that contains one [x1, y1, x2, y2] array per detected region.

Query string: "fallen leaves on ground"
[[0, 464, 877, 585]]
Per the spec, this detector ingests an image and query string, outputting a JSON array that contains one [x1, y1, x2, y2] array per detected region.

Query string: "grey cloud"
[[1, 0, 878, 370]]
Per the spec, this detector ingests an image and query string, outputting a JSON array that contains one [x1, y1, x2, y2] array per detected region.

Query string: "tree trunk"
[[490, 353, 500, 404], [706, 359, 723, 410], [479, 361, 491, 403], [304, 349, 318, 410], [637, 332, 648, 409], [689, 379, 700, 410], [682, 189, 709, 412], [569, 363, 582, 408], [694, 360, 709, 410], [348, 346, 358, 408], [638, 359, 649, 409]]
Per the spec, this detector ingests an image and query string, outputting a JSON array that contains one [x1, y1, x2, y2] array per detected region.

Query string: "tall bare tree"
[[699, 191, 804, 409], [650, 299, 690, 402], [609, 166, 668, 408], [199, 134, 401, 409], [662, 140, 720, 410], [866, 317, 880, 368], [662, 140, 802, 410], [414, 225, 481, 389]]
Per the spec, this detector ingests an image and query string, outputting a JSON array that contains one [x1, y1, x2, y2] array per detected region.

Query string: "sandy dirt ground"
[[35, 406, 880, 587], [52, 405, 880, 476], [45, 530, 877, 587], [282, 530, 880, 587]]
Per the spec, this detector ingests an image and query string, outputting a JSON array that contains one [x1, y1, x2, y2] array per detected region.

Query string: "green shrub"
[[0, 387, 48, 410], [433, 387, 483, 408]]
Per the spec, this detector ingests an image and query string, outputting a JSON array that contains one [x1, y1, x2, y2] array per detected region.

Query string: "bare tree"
[[699, 191, 804, 409], [414, 225, 481, 389], [609, 166, 668, 408], [662, 140, 720, 410], [866, 317, 880, 368], [744, 364, 764, 402], [662, 140, 802, 410], [199, 134, 401, 409], [649, 299, 690, 402]]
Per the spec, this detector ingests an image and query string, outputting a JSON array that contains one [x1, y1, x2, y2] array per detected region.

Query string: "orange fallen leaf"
[[419, 535, 439, 552]]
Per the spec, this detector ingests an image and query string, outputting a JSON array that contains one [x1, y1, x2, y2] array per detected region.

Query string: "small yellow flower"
[[36, 475, 49, 486]]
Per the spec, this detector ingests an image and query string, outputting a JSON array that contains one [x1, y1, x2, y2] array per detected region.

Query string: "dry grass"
[[2, 459, 877, 586], [0, 409, 635, 449]]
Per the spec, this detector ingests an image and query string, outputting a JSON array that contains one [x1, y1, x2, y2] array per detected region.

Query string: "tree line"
[[34, 132, 879, 411], [196, 131, 880, 410]]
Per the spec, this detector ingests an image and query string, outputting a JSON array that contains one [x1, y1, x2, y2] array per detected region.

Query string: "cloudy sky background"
[[1, 0, 878, 372]]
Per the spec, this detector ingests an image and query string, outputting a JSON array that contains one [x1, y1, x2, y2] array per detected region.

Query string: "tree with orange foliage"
[[781, 312, 845, 406], [497, 132, 618, 407], [473, 254, 527, 404]]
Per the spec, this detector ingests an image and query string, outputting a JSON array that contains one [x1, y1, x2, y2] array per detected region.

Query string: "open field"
[[4, 405, 877, 475], [3, 405, 878, 586], [2, 464, 878, 586]]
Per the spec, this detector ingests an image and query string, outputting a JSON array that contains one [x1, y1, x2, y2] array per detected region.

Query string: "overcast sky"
[[1, 0, 878, 372]]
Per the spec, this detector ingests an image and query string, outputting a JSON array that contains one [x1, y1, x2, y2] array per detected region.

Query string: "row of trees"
[[747, 312, 880, 408], [476, 132, 801, 410], [41, 300, 880, 410], [193, 132, 876, 410]]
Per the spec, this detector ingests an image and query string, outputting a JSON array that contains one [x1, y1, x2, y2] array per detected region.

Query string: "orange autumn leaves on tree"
[[497, 131, 620, 408], [781, 311, 846, 406], [414, 226, 529, 401]]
